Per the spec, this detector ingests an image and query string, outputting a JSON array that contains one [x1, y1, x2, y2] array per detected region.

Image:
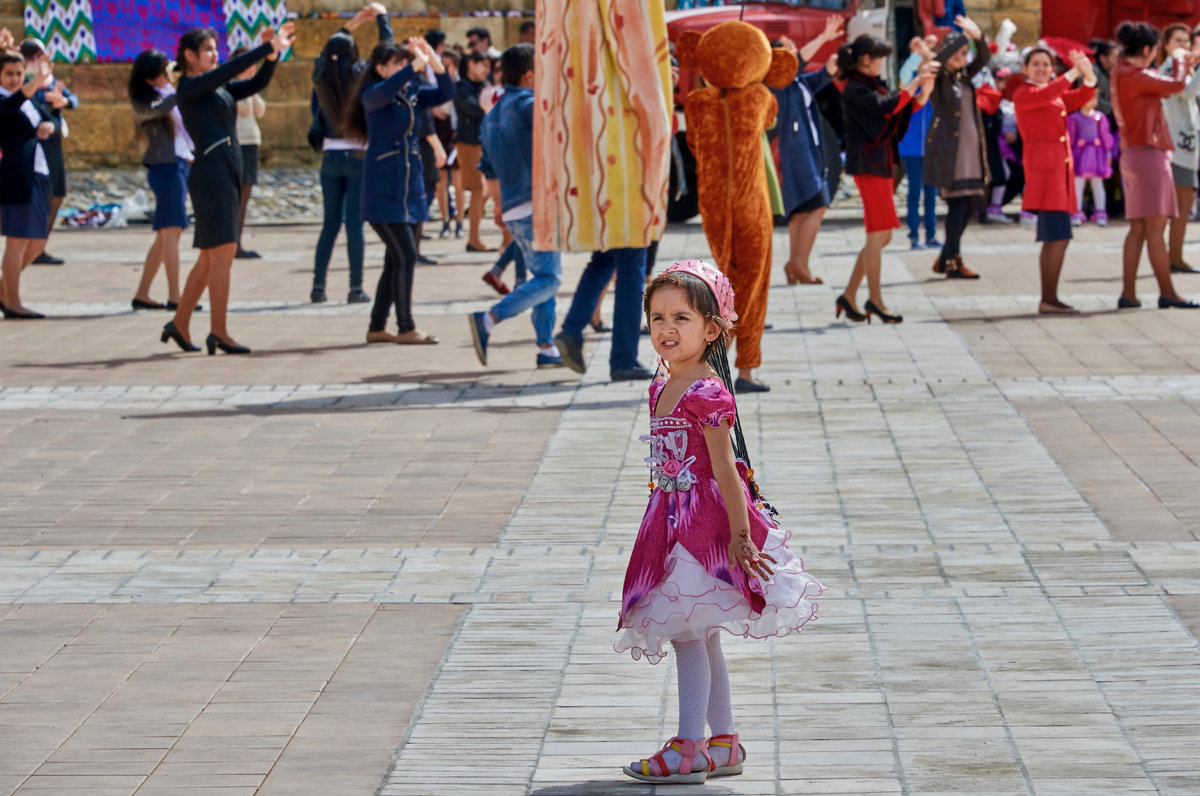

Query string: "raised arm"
[[178, 42, 273, 102], [132, 92, 179, 123], [361, 64, 416, 111], [798, 15, 843, 65]]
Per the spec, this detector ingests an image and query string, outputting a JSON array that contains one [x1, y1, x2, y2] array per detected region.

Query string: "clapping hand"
[[406, 38, 430, 72], [918, 60, 940, 80], [728, 530, 776, 581], [0, 27, 14, 50], [1069, 50, 1094, 82]]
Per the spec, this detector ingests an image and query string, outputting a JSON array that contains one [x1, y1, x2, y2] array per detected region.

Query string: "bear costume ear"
[[764, 48, 798, 89], [676, 31, 702, 70]]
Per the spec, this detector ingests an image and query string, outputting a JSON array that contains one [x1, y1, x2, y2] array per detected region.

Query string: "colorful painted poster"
[[88, 0, 226, 62], [22, 0, 96, 63], [224, 0, 288, 59]]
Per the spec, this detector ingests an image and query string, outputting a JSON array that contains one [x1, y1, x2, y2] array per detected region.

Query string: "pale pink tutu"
[[615, 528, 824, 664]]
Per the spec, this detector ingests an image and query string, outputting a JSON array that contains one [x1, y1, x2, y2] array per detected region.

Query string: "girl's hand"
[[421, 40, 445, 74], [918, 60, 940, 79], [956, 15, 982, 40], [45, 83, 68, 109], [36, 121, 55, 140], [820, 15, 843, 43], [0, 27, 14, 50], [406, 37, 430, 72], [729, 531, 776, 581], [266, 22, 294, 60]]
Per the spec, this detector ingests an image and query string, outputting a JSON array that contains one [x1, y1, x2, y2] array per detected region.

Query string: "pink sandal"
[[707, 732, 746, 777], [622, 737, 712, 784]]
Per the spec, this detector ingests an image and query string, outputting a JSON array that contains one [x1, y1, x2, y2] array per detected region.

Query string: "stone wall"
[[2, 0, 533, 168]]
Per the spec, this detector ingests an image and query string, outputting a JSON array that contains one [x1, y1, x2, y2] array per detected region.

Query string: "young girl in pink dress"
[[615, 259, 823, 784], [1068, 95, 1115, 226]]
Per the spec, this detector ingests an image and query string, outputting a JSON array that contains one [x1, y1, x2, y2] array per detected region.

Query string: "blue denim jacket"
[[479, 86, 533, 214]]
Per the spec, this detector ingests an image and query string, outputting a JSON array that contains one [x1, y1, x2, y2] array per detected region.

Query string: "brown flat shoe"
[[1038, 301, 1079, 315], [395, 330, 439, 345], [366, 330, 397, 344], [784, 263, 823, 285]]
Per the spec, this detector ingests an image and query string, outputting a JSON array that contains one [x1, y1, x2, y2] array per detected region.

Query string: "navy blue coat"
[[0, 90, 57, 206], [359, 66, 455, 224], [771, 59, 832, 215]]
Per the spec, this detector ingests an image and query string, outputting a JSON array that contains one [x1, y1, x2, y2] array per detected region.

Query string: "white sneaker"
[[987, 211, 1012, 224], [1019, 212, 1037, 228]]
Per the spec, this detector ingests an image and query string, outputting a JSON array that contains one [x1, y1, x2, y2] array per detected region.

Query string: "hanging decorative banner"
[[224, 0, 289, 59], [89, 0, 226, 62], [22, 0, 97, 63]]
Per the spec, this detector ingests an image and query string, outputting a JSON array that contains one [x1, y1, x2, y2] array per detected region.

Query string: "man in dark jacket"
[[455, 51, 492, 252]]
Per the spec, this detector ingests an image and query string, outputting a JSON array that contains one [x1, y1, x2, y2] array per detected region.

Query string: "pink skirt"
[[1121, 146, 1177, 220], [614, 528, 824, 664]]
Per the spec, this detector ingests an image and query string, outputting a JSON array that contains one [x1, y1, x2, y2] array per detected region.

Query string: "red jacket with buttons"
[[1111, 58, 1186, 150], [1014, 76, 1095, 213]]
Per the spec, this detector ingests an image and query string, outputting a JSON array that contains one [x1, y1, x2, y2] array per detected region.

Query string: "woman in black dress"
[[161, 23, 293, 355]]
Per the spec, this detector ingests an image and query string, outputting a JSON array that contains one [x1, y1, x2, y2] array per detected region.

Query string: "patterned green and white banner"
[[224, 0, 288, 60], [23, 0, 97, 62]]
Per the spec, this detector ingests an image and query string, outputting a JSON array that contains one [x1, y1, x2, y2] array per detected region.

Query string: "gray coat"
[[923, 38, 991, 191]]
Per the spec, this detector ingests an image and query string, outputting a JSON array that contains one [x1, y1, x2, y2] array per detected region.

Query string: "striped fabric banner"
[[224, 0, 288, 59], [533, 0, 673, 253], [22, 0, 97, 62]]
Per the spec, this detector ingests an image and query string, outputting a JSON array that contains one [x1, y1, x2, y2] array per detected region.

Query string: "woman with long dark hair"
[[837, 35, 937, 324], [309, 3, 391, 304], [160, 23, 293, 355], [344, 37, 454, 345], [1111, 21, 1199, 309], [129, 49, 191, 311], [924, 16, 990, 279]]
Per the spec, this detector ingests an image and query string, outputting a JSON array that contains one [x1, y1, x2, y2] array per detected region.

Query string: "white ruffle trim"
[[615, 528, 823, 664]]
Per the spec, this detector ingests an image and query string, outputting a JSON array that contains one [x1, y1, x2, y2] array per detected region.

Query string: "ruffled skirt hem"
[[614, 528, 823, 664]]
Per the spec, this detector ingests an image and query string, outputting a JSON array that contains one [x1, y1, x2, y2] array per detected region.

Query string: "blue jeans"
[[561, 247, 646, 372], [314, 149, 365, 289], [902, 155, 937, 243], [490, 216, 560, 347], [490, 240, 527, 285]]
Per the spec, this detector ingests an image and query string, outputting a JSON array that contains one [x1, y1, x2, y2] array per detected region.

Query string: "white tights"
[[1075, 176, 1107, 214], [653, 633, 736, 773]]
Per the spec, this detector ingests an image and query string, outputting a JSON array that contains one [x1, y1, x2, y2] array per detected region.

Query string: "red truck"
[[1041, 0, 1200, 45]]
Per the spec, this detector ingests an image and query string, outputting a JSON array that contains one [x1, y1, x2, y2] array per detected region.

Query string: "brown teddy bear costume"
[[677, 22, 797, 373]]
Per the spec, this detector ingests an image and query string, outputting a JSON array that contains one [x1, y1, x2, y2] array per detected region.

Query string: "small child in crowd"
[[1068, 94, 1115, 226], [615, 259, 822, 784]]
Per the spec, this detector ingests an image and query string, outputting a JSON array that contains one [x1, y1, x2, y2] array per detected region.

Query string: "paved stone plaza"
[[1, 213, 1199, 795]]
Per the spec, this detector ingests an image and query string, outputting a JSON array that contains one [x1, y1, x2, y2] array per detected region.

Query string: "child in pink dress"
[[1068, 95, 1115, 226], [615, 259, 823, 785]]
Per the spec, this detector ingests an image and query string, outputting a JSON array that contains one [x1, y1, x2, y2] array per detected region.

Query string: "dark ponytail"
[[175, 27, 217, 78], [1115, 21, 1159, 58], [129, 49, 168, 105], [836, 34, 893, 79]]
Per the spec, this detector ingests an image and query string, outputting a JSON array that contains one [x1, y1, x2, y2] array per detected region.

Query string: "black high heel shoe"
[[864, 300, 903, 324], [206, 333, 250, 356], [161, 321, 200, 352], [835, 295, 867, 323]]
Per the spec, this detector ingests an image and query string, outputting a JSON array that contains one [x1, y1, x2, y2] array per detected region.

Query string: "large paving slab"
[[1, 212, 1200, 794]]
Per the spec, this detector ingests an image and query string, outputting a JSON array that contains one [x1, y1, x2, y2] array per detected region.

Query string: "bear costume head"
[[675, 20, 796, 91]]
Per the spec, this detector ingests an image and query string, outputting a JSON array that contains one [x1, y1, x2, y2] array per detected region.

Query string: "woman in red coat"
[[1014, 47, 1096, 314], [1111, 21, 1198, 310]]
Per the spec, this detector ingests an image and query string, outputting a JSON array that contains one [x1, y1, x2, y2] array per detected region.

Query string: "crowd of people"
[[2, 12, 1200, 367]]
